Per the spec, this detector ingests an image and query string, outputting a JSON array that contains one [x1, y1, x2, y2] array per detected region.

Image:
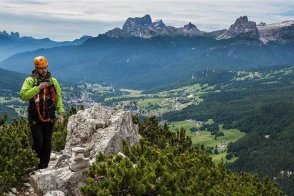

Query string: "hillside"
[[0, 68, 27, 93], [1, 35, 294, 90], [163, 65, 294, 194], [0, 31, 91, 61], [0, 68, 27, 118]]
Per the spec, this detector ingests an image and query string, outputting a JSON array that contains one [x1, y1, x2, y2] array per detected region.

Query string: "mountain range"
[[0, 15, 294, 89], [0, 31, 91, 61], [105, 15, 294, 44]]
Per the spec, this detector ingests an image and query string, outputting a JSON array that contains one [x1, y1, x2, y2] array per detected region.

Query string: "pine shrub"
[[0, 117, 38, 193], [81, 116, 281, 195]]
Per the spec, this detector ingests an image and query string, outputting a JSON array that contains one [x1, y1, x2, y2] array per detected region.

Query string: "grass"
[[234, 71, 262, 81], [168, 120, 200, 132], [211, 152, 239, 164], [168, 120, 246, 164], [104, 83, 210, 115], [169, 121, 245, 147]]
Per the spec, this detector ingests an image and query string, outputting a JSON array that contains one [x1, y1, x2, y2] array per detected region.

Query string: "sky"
[[1, 0, 294, 41]]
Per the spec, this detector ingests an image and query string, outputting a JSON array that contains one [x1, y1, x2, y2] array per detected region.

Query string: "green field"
[[168, 120, 245, 163], [168, 121, 245, 146], [210, 152, 239, 164], [104, 83, 208, 115]]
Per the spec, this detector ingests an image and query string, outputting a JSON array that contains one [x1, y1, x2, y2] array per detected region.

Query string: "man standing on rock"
[[20, 56, 64, 169]]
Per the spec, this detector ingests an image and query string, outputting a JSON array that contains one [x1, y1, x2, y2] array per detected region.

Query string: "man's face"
[[37, 68, 48, 77]]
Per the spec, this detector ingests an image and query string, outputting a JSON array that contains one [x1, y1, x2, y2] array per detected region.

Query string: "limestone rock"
[[11, 188, 17, 194], [31, 167, 85, 195], [44, 190, 65, 196], [50, 152, 57, 161], [69, 147, 90, 172], [65, 105, 140, 161], [30, 105, 140, 195], [217, 16, 259, 40]]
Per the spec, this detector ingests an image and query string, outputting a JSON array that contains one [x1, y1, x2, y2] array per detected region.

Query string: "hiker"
[[20, 56, 64, 169]]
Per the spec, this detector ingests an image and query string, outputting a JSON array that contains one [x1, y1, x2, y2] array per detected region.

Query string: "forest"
[[163, 65, 294, 194], [0, 111, 282, 195]]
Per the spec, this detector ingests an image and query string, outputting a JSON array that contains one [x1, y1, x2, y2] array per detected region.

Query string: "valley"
[[0, 70, 244, 165], [4, 65, 293, 165]]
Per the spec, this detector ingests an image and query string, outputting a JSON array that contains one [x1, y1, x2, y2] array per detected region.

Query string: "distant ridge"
[[0, 31, 92, 61], [105, 15, 294, 44]]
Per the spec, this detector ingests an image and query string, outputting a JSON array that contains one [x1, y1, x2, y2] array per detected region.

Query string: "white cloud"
[[0, 0, 293, 40]]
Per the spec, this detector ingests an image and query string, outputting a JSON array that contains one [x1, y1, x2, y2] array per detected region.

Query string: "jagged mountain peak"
[[217, 15, 259, 40], [0, 30, 20, 39], [105, 27, 125, 38], [107, 15, 206, 39], [229, 15, 257, 33], [152, 19, 166, 29], [104, 15, 294, 44], [184, 22, 197, 30], [235, 16, 249, 24], [122, 14, 152, 32], [0, 30, 9, 36]]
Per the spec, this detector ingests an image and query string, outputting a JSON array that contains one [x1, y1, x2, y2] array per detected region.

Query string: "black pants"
[[30, 121, 54, 169]]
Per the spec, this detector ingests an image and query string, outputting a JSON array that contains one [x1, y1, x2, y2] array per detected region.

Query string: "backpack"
[[29, 76, 57, 123]]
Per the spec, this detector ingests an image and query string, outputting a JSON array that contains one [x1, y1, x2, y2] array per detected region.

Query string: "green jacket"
[[19, 75, 64, 115]]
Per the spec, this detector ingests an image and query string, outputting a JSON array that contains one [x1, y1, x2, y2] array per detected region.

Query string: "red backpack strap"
[[48, 77, 56, 102]]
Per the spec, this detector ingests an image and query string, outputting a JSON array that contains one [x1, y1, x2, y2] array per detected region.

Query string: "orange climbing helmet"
[[34, 56, 48, 69]]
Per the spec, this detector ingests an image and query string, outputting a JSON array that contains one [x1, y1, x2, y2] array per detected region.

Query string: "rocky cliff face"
[[106, 15, 294, 44], [106, 14, 205, 38], [64, 105, 140, 159], [30, 105, 140, 196], [257, 20, 294, 44], [217, 16, 259, 40], [0, 30, 20, 39]]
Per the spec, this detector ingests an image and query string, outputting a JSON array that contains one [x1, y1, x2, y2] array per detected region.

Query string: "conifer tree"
[[0, 116, 38, 193], [81, 116, 281, 195]]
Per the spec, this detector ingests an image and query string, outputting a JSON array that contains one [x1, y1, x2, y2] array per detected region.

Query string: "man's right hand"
[[39, 82, 48, 90]]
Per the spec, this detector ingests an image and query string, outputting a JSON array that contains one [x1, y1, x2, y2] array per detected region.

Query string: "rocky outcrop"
[[257, 20, 294, 44], [64, 105, 140, 161], [30, 105, 140, 195], [106, 14, 205, 39], [105, 15, 294, 44], [217, 16, 259, 40], [208, 29, 227, 38], [177, 22, 205, 37], [151, 19, 166, 30], [122, 14, 152, 33]]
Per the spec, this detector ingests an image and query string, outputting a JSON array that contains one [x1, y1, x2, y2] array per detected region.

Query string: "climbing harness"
[[30, 79, 56, 123]]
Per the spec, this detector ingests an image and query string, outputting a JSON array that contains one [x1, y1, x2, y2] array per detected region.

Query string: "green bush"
[[0, 117, 38, 193], [0, 106, 76, 193], [81, 116, 281, 195]]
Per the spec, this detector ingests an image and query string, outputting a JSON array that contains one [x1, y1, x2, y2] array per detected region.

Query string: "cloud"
[[0, 0, 293, 40]]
